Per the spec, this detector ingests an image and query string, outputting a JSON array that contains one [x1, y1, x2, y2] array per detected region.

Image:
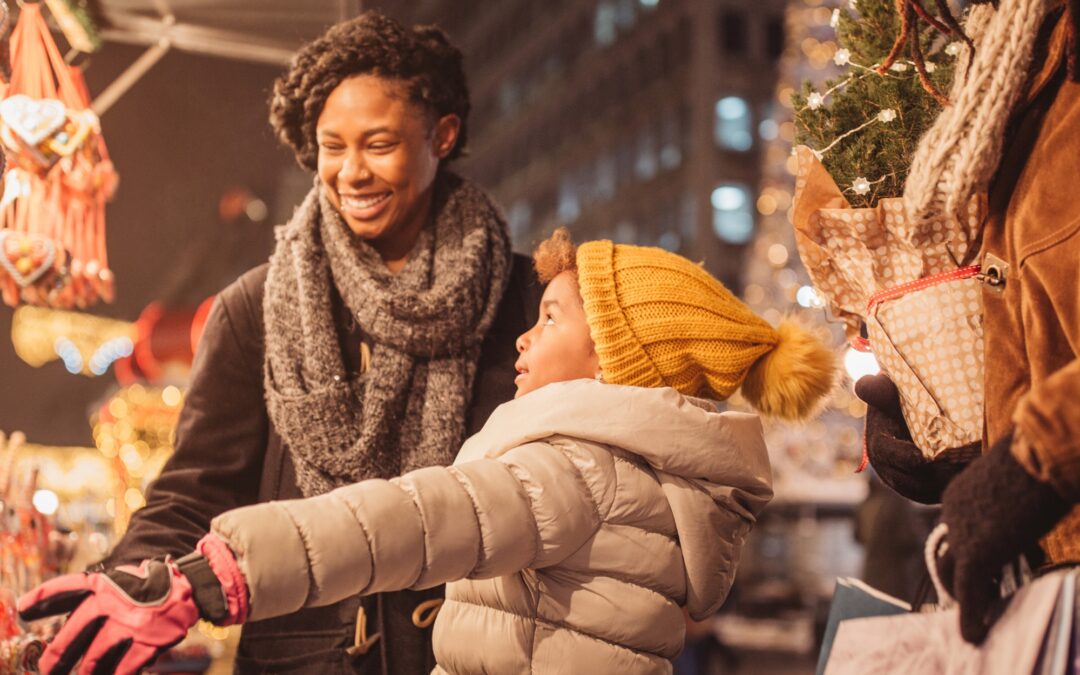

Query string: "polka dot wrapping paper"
[[791, 146, 985, 459]]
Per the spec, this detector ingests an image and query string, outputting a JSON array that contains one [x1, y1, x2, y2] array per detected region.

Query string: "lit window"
[[635, 130, 658, 181], [640, 0, 659, 8], [712, 183, 755, 244], [614, 221, 637, 244], [658, 231, 681, 251], [595, 2, 617, 46], [499, 80, 521, 115], [616, 0, 637, 29], [680, 191, 698, 240], [660, 109, 682, 170], [558, 177, 581, 223], [596, 154, 617, 200], [715, 95, 753, 151], [508, 200, 533, 245], [759, 118, 779, 141]]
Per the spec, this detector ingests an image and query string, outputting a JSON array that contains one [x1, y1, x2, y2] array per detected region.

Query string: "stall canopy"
[[97, 0, 364, 64]]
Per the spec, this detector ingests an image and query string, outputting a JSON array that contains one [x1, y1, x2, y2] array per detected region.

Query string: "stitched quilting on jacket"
[[212, 379, 774, 674]]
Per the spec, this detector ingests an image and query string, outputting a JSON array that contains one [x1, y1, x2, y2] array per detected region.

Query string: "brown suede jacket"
[[103, 254, 540, 674], [981, 12, 1080, 564]]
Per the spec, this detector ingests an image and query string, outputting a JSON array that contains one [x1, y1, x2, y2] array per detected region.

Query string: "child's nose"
[[515, 332, 529, 353]]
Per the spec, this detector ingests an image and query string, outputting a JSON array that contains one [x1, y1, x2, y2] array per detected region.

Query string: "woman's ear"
[[433, 114, 461, 159]]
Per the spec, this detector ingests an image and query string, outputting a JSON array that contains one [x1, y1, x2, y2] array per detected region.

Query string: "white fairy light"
[[807, 91, 825, 110], [834, 48, 851, 66], [877, 108, 897, 123], [945, 42, 963, 56], [889, 62, 908, 72], [924, 61, 937, 73], [831, 8, 841, 28], [844, 347, 880, 381], [851, 177, 871, 195]]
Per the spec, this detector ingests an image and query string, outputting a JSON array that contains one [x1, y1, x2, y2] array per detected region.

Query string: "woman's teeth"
[[341, 193, 391, 210]]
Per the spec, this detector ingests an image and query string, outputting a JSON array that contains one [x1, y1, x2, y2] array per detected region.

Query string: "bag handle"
[[925, 523, 957, 609]]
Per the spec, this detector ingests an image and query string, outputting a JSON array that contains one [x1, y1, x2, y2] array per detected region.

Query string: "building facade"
[[406, 0, 788, 289]]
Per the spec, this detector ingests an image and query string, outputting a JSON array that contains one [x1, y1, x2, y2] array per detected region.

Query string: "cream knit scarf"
[[263, 172, 511, 497], [905, 0, 1055, 228]]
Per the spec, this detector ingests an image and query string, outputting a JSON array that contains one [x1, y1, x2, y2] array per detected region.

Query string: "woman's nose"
[[340, 151, 371, 184]]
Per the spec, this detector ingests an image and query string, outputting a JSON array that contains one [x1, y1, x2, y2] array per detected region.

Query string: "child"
[[20, 230, 836, 675]]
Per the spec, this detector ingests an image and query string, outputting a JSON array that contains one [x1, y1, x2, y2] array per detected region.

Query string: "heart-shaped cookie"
[[0, 95, 67, 147], [0, 230, 57, 288]]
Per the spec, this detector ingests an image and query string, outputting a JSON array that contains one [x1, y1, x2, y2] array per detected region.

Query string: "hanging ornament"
[[877, 108, 897, 123], [0, 3, 117, 309]]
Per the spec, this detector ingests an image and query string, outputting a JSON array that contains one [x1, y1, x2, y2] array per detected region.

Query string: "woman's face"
[[316, 74, 460, 268], [514, 271, 600, 398]]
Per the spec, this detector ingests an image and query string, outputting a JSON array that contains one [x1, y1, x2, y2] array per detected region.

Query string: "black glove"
[[855, 374, 977, 504], [937, 433, 1071, 644]]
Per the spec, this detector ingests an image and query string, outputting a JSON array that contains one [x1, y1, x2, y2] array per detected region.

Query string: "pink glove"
[[18, 559, 199, 675], [18, 535, 248, 675]]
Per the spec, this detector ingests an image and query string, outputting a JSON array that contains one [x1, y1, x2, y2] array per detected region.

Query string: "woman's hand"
[[937, 433, 1071, 644], [855, 374, 975, 504]]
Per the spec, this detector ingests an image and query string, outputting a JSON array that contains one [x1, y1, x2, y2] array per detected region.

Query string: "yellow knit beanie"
[[576, 240, 836, 420]]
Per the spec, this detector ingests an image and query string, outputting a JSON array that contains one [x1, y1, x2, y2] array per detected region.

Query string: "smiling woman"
[[46, 10, 541, 675], [314, 75, 462, 272]]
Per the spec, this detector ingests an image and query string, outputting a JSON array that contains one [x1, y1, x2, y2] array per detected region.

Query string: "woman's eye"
[[369, 141, 397, 152]]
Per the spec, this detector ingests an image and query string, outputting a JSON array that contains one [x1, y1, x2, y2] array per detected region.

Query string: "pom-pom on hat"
[[575, 240, 836, 420]]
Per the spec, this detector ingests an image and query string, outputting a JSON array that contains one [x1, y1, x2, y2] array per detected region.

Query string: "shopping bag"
[[823, 568, 1077, 675], [815, 577, 911, 675]]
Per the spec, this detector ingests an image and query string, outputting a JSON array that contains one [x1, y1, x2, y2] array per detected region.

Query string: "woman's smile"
[[338, 191, 393, 220]]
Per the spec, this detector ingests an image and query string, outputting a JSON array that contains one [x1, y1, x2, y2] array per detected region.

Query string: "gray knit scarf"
[[263, 172, 511, 497]]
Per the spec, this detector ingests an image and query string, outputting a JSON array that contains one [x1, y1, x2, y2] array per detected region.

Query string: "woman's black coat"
[[104, 253, 540, 674]]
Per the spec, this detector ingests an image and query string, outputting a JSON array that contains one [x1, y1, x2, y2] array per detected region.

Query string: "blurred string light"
[[15, 443, 115, 505], [13, 306, 136, 377], [31, 488, 60, 516], [93, 385, 183, 536], [732, 0, 872, 481], [796, 285, 827, 308], [844, 347, 880, 381]]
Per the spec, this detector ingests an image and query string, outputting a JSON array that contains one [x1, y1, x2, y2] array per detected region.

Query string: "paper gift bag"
[[823, 568, 1078, 675], [791, 145, 985, 459]]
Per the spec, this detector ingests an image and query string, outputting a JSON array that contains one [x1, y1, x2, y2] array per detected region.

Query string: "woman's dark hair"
[[269, 11, 471, 170]]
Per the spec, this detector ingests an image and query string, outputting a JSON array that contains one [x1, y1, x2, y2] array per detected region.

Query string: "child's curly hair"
[[269, 11, 471, 171], [532, 228, 578, 284]]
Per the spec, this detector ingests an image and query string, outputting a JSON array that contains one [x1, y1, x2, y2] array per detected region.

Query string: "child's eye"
[[543, 315, 555, 326]]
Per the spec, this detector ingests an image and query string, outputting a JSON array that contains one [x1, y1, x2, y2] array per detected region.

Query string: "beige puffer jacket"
[[211, 379, 773, 674]]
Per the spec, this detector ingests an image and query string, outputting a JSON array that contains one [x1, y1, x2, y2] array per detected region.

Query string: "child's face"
[[514, 271, 600, 398]]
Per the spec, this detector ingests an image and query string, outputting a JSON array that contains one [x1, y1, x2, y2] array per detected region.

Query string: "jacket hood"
[[457, 379, 774, 617]]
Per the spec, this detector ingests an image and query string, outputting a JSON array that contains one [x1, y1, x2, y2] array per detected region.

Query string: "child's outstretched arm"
[[213, 439, 615, 622]]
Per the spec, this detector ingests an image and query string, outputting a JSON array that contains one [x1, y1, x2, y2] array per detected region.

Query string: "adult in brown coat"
[[83, 12, 539, 675], [858, 0, 1080, 645]]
